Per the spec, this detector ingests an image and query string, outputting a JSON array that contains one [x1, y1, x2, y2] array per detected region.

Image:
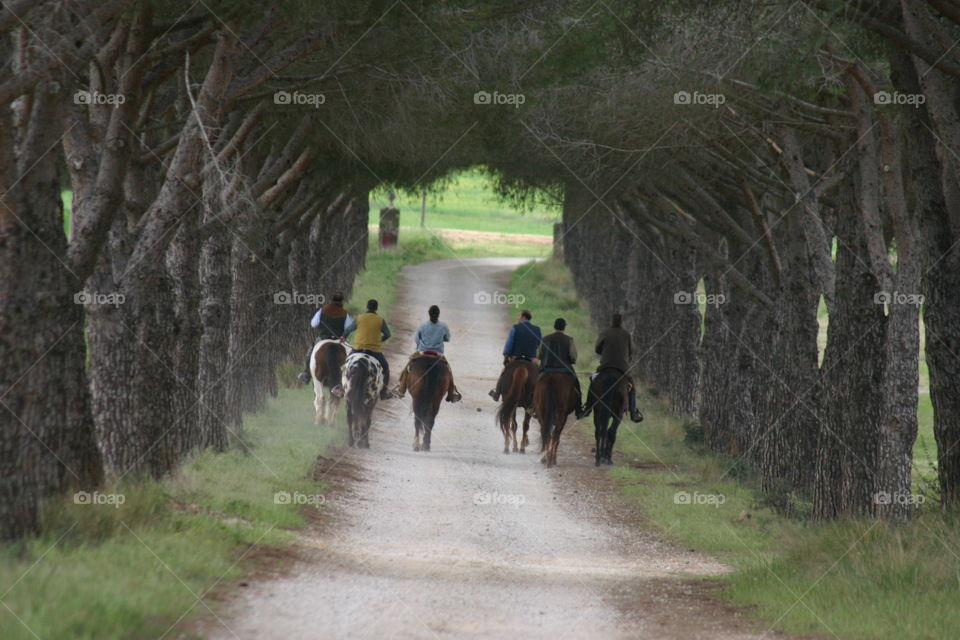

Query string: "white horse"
[[310, 339, 347, 425]]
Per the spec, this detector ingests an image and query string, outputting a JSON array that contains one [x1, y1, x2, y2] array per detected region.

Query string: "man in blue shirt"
[[392, 305, 462, 402], [488, 309, 542, 401]]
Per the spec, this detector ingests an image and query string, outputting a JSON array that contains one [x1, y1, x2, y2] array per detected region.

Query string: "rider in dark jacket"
[[538, 318, 583, 412], [578, 313, 643, 422], [488, 310, 541, 401]]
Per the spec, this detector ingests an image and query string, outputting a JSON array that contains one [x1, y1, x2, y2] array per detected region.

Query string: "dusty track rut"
[[203, 257, 792, 640]]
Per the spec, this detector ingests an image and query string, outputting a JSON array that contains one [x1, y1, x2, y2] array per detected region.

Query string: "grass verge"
[[0, 231, 526, 640], [509, 257, 960, 640]]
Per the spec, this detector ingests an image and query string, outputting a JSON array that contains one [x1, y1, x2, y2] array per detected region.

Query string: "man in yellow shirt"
[[343, 299, 393, 400]]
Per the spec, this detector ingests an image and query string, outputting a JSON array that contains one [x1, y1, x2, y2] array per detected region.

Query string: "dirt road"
[[206, 258, 781, 640]]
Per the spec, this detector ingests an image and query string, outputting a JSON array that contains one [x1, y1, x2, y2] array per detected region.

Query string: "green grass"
[[0, 389, 341, 640], [508, 258, 960, 640], [369, 167, 560, 236]]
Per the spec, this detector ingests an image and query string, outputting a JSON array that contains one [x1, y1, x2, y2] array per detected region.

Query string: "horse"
[[406, 353, 453, 452], [588, 368, 629, 465], [533, 371, 580, 467], [310, 339, 347, 425], [341, 352, 384, 448], [495, 359, 539, 454]]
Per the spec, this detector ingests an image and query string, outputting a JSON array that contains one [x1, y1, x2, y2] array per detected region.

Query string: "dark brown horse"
[[310, 339, 347, 425], [407, 354, 454, 451], [495, 359, 539, 453], [533, 372, 580, 467], [588, 368, 629, 465]]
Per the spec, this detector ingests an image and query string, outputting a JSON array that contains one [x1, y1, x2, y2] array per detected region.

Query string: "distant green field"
[[369, 168, 560, 236]]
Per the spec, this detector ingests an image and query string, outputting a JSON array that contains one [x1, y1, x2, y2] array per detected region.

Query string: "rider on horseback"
[[337, 299, 393, 400], [392, 305, 462, 402], [298, 292, 351, 384], [537, 318, 583, 413], [488, 309, 542, 401], [578, 313, 643, 422]]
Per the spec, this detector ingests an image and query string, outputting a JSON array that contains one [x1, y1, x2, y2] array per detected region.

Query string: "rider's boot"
[[392, 369, 408, 398], [629, 388, 644, 423], [577, 395, 593, 420], [299, 352, 312, 384], [446, 384, 462, 403], [488, 388, 499, 401], [331, 384, 344, 398]]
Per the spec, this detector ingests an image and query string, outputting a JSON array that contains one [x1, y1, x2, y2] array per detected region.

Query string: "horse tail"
[[540, 381, 555, 450], [413, 359, 444, 420], [323, 342, 342, 388], [496, 365, 527, 428], [346, 361, 369, 414]]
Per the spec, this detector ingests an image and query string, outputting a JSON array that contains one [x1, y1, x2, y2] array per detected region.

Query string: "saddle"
[[418, 350, 442, 358]]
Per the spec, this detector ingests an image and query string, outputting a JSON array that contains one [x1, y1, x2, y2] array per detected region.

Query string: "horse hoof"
[[519, 448, 525, 454], [595, 460, 601, 467], [413, 444, 420, 452]]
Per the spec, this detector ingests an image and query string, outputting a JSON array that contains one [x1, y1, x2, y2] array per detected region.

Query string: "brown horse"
[[310, 339, 347, 425], [407, 354, 454, 451], [588, 368, 629, 465], [533, 372, 580, 467], [495, 359, 539, 454]]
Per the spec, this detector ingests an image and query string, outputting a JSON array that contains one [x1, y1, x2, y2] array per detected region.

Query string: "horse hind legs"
[[422, 423, 432, 452], [413, 418, 422, 452], [519, 411, 531, 454], [314, 383, 325, 426]]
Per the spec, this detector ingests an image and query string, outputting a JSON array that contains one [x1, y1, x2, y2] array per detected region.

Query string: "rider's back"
[[596, 326, 632, 373], [508, 321, 541, 358], [354, 312, 384, 352]]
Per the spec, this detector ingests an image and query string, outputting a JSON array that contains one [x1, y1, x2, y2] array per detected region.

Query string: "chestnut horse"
[[495, 359, 539, 454], [588, 368, 629, 465], [533, 371, 580, 467], [407, 354, 454, 452], [310, 339, 347, 425]]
